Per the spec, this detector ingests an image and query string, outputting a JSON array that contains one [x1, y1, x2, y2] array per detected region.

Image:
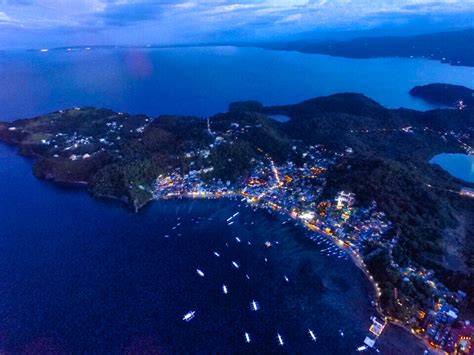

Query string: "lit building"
[[336, 191, 355, 209]]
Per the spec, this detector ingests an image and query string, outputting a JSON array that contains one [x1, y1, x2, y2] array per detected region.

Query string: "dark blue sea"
[[0, 143, 374, 353], [1, 47, 472, 353], [1, 46, 474, 121]]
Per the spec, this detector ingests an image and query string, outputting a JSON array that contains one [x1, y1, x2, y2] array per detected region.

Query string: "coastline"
[[0, 135, 434, 350], [0, 139, 443, 352]]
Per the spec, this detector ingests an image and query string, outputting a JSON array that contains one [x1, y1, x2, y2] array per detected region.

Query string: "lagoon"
[[430, 153, 474, 183]]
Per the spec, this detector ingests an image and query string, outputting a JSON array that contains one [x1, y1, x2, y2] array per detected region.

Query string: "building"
[[445, 321, 474, 354], [369, 317, 387, 337], [336, 191, 355, 209]]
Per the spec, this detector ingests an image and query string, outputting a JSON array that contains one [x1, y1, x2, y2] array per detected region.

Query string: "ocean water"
[[0, 143, 374, 353], [0, 46, 474, 121], [431, 153, 474, 183]]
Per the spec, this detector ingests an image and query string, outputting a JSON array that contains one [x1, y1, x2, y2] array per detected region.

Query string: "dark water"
[[0, 143, 375, 353], [1, 46, 474, 121], [431, 153, 474, 183]]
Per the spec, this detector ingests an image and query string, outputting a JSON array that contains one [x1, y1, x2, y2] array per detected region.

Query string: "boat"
[[265, 241, 273, 248], [245, 274, 250, 279], [226, 212, 240, 222], [235, 237, 241, 242], [196, 269, 205, 277], [339, 330, 344, 337], [213, 251, 220, 257], [222, 285, 228, 294], [228, 221, 234, 226], [277, 333, 284, 346], [308, 329, 317, 341], [356, 345, 368, 351], [183, 311, 195, 321], [232, 261, 240, 269], [250, 300, 260, 311], [244, 332, 251, 343], [284, 275, 289, 282]]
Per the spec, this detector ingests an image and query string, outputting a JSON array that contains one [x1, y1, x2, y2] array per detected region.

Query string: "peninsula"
[[264, 29, 474, 67], [1, 90, 473, 352]]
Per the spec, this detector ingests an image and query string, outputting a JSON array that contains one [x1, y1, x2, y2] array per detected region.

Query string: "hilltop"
[[410, 83, 474, 108]]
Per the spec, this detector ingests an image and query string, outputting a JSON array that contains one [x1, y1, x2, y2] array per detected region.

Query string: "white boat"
[[244, 332, 251, 343], [250, 300, 260, 311], [40, 48, 49, 52], [284, 275, 289, 282], [245, 274, 250, 280], [164, 235, 169, 238], [222, 285, 228, 294], [308, 329, 317, 341], [232, 261, 240, 269], [226, 212, 239, 222], [228, 221, 234, 226], [196, 269, 205, 277], [235, 237, 241, 242], [277, 333, 284, 346], [356, 345, 367, 352], [213, 252, 220, 257], [183, 311, 195, 321], [339, 330, 344, 337]]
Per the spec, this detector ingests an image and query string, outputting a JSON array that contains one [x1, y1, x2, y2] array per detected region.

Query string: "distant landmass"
[[265, 29, 474, 67], [410, 83, 474, 108], [1, 86, 473, 350]]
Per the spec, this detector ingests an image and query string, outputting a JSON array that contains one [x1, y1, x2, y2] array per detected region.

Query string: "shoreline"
[[0, 141, 436, 352]]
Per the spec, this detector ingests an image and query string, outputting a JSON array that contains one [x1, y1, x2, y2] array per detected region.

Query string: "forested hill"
[[264, 29, 474, 67], [410, 83, 474, 108]]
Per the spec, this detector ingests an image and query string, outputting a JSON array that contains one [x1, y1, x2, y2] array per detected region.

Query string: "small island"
[[410, 83, 474, 109], [1, 89, 473, 352]]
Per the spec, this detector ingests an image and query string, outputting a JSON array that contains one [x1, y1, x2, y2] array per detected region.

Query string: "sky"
[[0, 0, 473, 49]]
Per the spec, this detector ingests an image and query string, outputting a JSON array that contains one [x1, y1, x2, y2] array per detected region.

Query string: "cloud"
[[276, 13, 303, 24], [0, 11, 20, 26], [0, 0, 473, 47]]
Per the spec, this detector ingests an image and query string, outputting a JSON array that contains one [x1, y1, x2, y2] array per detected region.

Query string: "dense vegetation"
[[410, 83, 474, 108]]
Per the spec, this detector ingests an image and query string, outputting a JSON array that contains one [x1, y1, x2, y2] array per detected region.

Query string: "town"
[[152, 131, 473, 353]]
